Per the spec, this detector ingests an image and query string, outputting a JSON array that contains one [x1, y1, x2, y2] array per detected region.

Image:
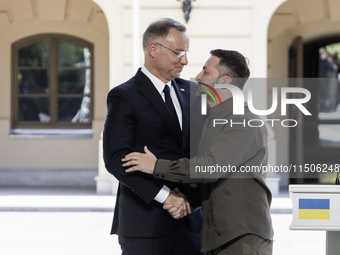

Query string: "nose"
[[180, 53, 188, 65], [195, 71, 203, 81]]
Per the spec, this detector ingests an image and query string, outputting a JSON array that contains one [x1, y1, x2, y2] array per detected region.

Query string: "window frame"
[[11, 34, 94, 129]]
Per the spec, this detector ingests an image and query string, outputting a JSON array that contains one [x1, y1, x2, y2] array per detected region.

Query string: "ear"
[[221, 75, 232, 84], [148, 42, 157, 58]]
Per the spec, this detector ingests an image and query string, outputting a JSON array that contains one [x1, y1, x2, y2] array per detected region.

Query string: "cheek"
[[201, 76, 215, 85], [159, 57, 176, 68], [156, 58, 170, 70]]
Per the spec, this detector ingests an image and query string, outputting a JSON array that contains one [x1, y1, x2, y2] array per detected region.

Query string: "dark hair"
[[142, 18, 187, 50], [210, 49, 250, 89]]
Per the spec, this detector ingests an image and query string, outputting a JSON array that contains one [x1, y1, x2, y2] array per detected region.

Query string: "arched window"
[[12, 34, 93, 130]]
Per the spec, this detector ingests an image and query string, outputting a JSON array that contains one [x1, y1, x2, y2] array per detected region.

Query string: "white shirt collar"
[[141, 66, 171, 95], [140, 66, 182, 129]]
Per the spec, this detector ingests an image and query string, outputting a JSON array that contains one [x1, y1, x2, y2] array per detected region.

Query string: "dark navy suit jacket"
[[103, 68, 202, 238]]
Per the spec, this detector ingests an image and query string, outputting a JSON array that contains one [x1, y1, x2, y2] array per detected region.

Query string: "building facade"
[[1, 0, 339, 194]]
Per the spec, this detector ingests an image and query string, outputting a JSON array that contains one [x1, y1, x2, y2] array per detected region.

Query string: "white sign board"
[[289, 185, 340, 230]]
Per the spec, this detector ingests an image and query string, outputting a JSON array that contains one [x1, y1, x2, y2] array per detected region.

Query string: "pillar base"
[[95, 175, 118, 195]]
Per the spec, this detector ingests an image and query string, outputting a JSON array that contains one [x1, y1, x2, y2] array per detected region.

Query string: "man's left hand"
[[122, 146, 156, 174]]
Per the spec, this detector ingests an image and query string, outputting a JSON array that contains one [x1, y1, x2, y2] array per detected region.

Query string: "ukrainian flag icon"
[[299, 199, 330, 220]]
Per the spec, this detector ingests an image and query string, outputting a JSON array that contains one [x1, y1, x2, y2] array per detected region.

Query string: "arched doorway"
[[268, 0, 340, 187], [289, 35, 340, 184]]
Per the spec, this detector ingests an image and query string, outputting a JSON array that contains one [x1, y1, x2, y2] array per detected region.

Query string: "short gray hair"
[[142, 18, 186, 50]]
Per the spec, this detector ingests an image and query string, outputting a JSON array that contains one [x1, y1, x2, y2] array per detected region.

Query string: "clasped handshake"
[[122, 146, 191, 220]]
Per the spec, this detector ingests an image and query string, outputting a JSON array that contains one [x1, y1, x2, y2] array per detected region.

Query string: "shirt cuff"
[[154, 185, 170, 204]]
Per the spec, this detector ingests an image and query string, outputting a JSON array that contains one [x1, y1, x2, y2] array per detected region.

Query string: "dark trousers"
[[118, 221, 202, 255]]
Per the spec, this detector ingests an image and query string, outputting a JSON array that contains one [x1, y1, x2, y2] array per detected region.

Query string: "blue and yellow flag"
[[299, 199, 330, 220]]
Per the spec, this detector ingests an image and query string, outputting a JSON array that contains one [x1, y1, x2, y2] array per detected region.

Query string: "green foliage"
[[18, 41, 49, 67], [319, 42, 340, 58], [18, 40, 88, 67], [58, 42, 85, 67]]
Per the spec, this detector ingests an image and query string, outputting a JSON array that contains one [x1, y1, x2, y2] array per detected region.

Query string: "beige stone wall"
[[121, 0, 258, 82], [1, 0, 309, 188], [0, 0, 109, 170]]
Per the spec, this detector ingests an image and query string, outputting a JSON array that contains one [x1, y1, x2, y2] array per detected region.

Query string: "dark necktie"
[[163, 84, 181, 131]]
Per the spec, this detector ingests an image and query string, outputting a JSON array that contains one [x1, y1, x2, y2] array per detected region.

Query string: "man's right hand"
[[163, 188, 191, 219]]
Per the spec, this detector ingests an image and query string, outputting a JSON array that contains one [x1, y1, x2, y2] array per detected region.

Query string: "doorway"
[[289, 35, 340, 184]]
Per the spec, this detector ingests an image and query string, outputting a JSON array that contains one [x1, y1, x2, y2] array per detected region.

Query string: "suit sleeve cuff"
[[154, 185, 170, 204]]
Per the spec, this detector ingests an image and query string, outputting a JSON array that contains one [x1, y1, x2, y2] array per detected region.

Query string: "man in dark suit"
[[122, 50, 274, 254], [103, 18, 202, 255]]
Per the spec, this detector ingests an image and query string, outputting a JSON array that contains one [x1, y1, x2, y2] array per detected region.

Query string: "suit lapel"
[[135, 70, 182, 146]]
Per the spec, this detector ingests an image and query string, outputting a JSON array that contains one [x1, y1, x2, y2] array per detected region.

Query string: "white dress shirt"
[[141, 66, 183, 203]]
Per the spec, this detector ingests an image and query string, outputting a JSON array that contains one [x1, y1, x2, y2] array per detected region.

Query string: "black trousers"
[[118, 221, 202, 255]]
